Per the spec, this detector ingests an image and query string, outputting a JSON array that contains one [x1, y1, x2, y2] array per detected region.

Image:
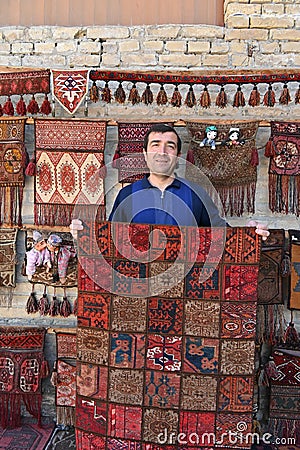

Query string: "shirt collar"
[[141, 175, 181, 189]]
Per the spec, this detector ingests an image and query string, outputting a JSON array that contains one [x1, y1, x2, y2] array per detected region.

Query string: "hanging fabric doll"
[[26, 231, 51, 281], [222, 127, 245, 147], [46, 234, 76, 285], [199, 125, 218, 150]]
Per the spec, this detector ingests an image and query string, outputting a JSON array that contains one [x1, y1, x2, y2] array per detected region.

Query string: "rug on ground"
[[34, 118, 107, 226], [0, 420, 55, 450], [0, 327, 49, 428], [75, 222, 261, 449]]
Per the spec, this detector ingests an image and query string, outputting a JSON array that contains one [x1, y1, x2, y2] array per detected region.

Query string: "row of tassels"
[[89, 81, 300, 108], [0, 94, 52, 116], [26, 285, 77, 317]]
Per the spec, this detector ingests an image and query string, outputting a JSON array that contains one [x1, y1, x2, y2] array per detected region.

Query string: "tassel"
[[27, 95, 40, 114], [60, 290, 72, 318], [215, 86, 227, 108], [185, 85, 196, 108], [248, 84, 260, 107], [264, 139, 275, 157], [263, 84, 276, 107], [233, 85, 245, 107], [156, 85, 168, 105], [3, 96, 14, 115], [295, 84, 300, 104], [25, 158, 36, 176], [250, 147, 259, 166], [16, 95, 27, 116], [171, 85, 182, 107], [73, 297, 78, 316], [128, 82, 140, 105], [199, 85, 211, 108], [0, 103, 2, 116], [102, 82, 111, 103], [265, 357, 279, 380], [284, 319, 299, 347], [26, 285, 38, 314], [89, 81, 99, 103], [40, 94, 51, 115], [279, 83, 291, 105], [141, 84, 153, 105], [38, 285, 50, 316], [49, 289, 60, 317], [114, 82, 126, 103]]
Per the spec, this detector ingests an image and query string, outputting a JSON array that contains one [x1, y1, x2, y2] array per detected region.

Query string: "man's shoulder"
[[116, 178, 145, 199], [176, 176, 208, 195]]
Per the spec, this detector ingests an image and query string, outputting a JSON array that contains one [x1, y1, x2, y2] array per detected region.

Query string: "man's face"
[[143, 131, 180, 176]]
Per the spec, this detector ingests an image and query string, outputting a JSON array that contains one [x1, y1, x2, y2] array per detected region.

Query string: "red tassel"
[[284, 321, 299, 347], [248, 85, 260, 107], [89, 81, 99, 103], [185, 85, 196, 108], [114, 82, 126, 103], [25, 158, 36, 176], [199, 86, 211, 108], [26, 291, 38, 314], [295, 85, 300, 104], [263, 84, 276, 107], [215, 86, 227, 108], [265, 140, 275, 157], [49, 295, 60, 317], [60, 296, 72, 317], [141, 84, 153, 105], [128, 83, 140, 105], [27, 95, 40, 114], [279, 83, 291, 105], [3, 96, 14, 115], [40, 94, 51, 115], [233, 85, 245, 107], [16, 95, 27, 116], [171, 85, 182, 107], [38, 288, 50, 316], [156, 85, 168, 105], [102, 82, 111, 103], [250, 147, 259, 166], [73, 297, 78, 316]]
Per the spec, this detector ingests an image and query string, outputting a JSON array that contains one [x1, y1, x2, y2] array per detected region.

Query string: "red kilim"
[[52, 70, 89, 114], [75, 222, 261, 449], [34, 119, 107, 226], [0, 327, 48, 428], [0, 118, 27, 226]]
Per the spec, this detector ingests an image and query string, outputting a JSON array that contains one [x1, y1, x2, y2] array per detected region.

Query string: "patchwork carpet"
[[75, 222, 261, 449], [0, 421, 55, 450], [34, 119, 107, 226]]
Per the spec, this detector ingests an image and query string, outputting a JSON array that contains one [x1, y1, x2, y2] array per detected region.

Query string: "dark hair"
[[143, 124, 182, 154]]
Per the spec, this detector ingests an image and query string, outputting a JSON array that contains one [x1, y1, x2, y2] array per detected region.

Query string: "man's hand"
[[70, 219, 83, 240], [247, 220, 270, 241]]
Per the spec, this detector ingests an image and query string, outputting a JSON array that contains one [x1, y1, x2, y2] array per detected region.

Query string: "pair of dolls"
[[200, 125, 245, 149], [26, 231, 76, 284]]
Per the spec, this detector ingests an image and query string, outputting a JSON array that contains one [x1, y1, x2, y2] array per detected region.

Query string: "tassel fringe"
[[141, 84, 153, 105], [185, 85, 196, 108], [248, 85, 261, 107], [256, 304, 286, 345], [171, 85, 182, 107], [263, 84, 276, 106], [215, 86, 227, 108], [156, 85, 168, 105], [233, 85, 245, 107]]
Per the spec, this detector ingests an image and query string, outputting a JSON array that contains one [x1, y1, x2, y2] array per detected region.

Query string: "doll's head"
[[205, 125, 218, 140], [47, 234, 62, 252], [228, 127, 241, 142], [32, 231, 47, 251]]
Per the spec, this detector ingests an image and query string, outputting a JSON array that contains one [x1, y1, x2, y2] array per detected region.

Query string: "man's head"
[[143, 124, 182, 155]]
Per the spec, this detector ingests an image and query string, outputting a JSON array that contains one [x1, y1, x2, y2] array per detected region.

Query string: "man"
[[71, 124, 269, 239]]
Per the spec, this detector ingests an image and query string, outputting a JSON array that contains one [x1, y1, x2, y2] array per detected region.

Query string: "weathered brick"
[[101, 53, 121, 67], [122, 53, 157, 66], [225, 4, 261, 16], [119, 40, 140, 52], [231, 54, 250, 67], [78, 41, 101, 54], [147, 26, 180, 39], [34, 42, 56, 54], [225, 29, 268, 40], [260, 42, 280, 54], [68, 54, 100, 67], [211, 42, 230, 54], [229, 41, 248, 54], [2, 28, 26, 42], [56, 41, 77, 53], [262, 4, 284, 14], [159, 54, 200, 67], [165, 41, 186, 52], [11, 42, 33, 54], [281, 41, 300, 53], [52, 27, 81, 40], [180, 25, 224, 39], [187, 41, 210, 53], [226, 15, 249, 28], [143, 41, 164, 52], [0, 43, 10, 54], [271, 29, 300, 40], [202, 54, 229, 67], [87, 26, 130, 39], [27, 26, 52, 40], [250, 16, 294, 29], [0, 55, 21, 66]]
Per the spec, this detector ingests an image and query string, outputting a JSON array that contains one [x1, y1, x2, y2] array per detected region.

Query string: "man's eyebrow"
[[149, 139, 177, 146]]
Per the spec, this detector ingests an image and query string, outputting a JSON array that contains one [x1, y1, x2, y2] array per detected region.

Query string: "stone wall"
[[0, 0, 300, 421]]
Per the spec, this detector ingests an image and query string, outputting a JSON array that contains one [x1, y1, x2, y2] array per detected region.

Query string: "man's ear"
[[143, 149, 147, 161]]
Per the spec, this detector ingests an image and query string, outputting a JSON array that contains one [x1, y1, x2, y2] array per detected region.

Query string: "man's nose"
[[157, 144, 168, 154]]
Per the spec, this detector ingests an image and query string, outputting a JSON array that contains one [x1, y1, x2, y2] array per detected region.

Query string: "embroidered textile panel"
[[185, 120, 259, 217], [257, 229, 286, 305], [288, 230, 300, 310], [0, 69, 50, 96], [34, 119, 107, 226], [114, 122, 173, 183], [0, 228, 17, 287], [0, 327, 47, 427], [52, 70, 89, 114], [75, 222, 261, 449], [267, 121, 300, 216]]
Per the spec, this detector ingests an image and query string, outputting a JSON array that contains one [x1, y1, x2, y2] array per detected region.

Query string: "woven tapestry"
[[113, 122, 173, 183], [34, 119, 107, 226], [52, 70, 89, 114], [288, 229, 300, 310], [266, 121, 300, 216], [186, 120, 259, 217], [0, 228, 17, 288], [0, 68, 50, 97], [75, 222, 261, 449], [268, 349, 300, 445], [53, 332, 77, 426], [0, 118, 27, 226], [0, 326, 48, 428]]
